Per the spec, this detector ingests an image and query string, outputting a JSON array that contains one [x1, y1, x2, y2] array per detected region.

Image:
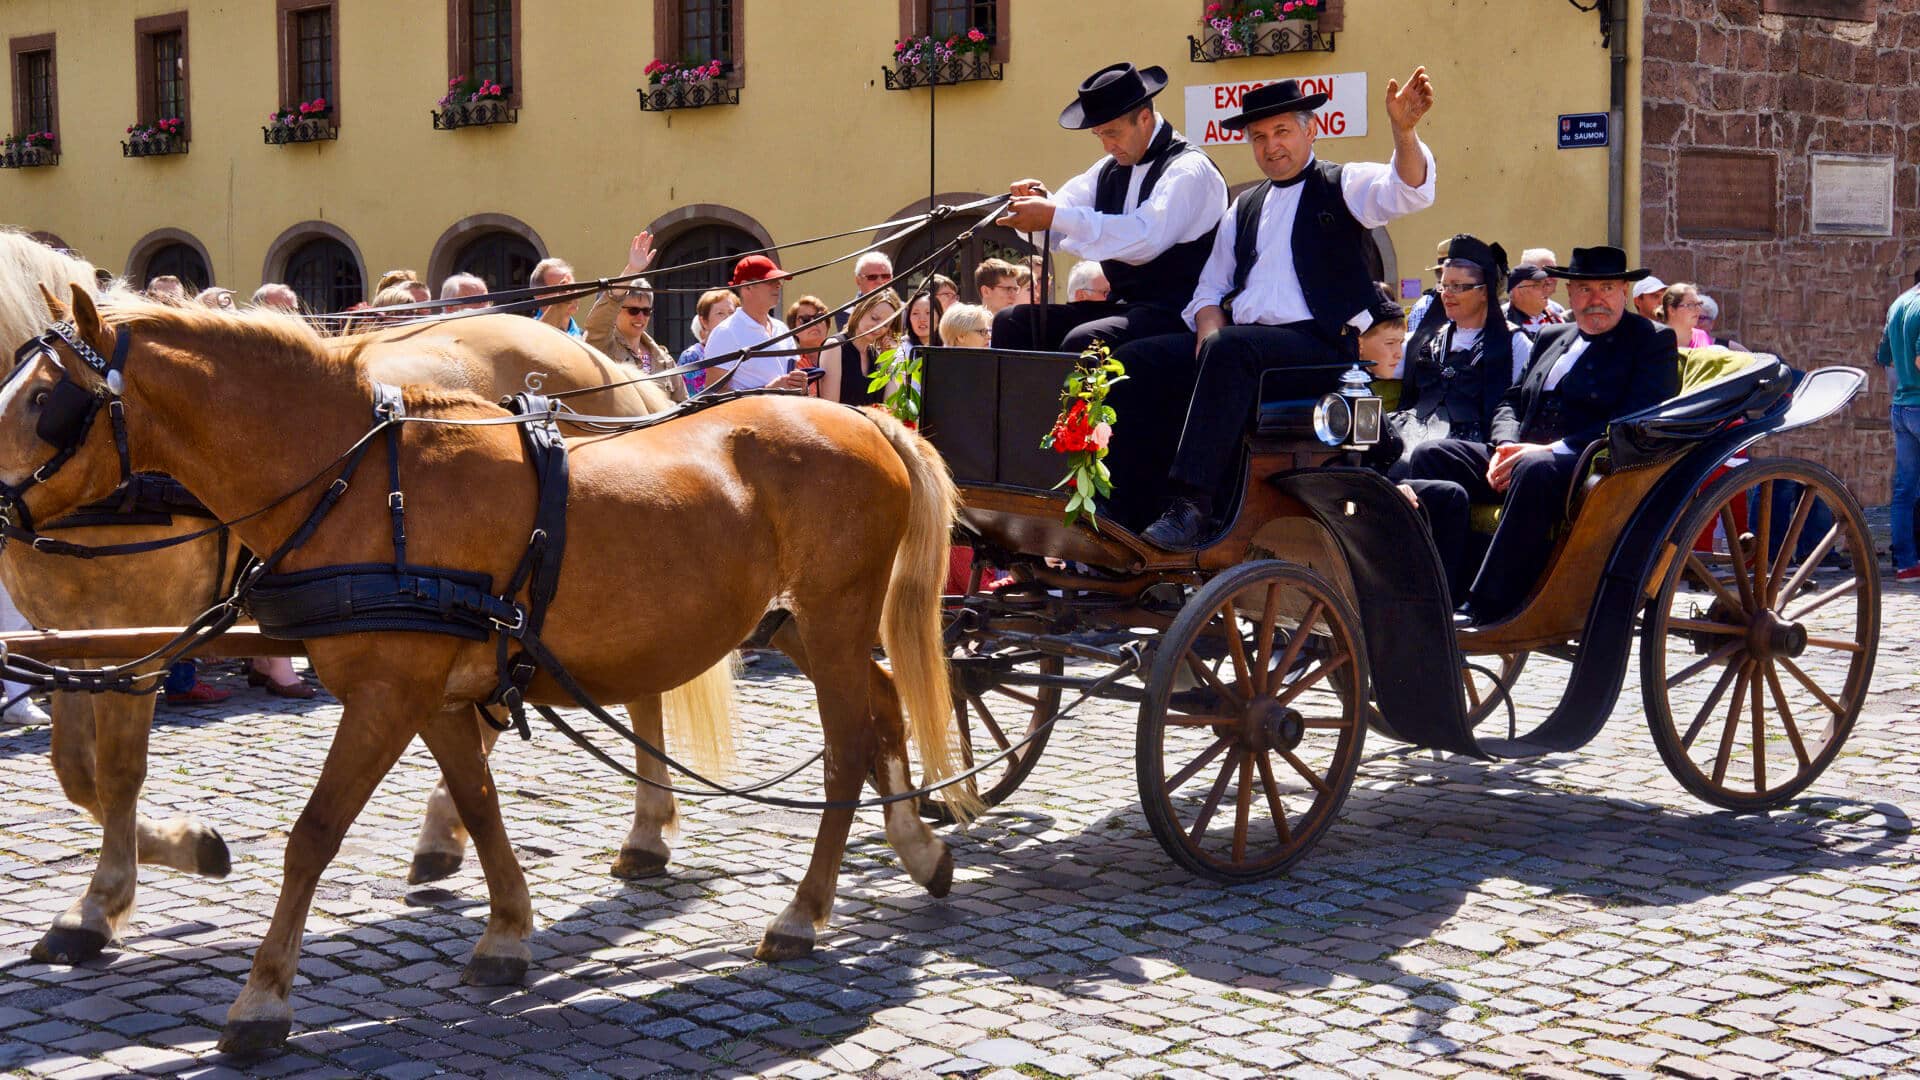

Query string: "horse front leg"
[[37, 691, 232, 965], [416, 706, 532, 986], [867, 662, 955, 898], [408, 706, 502, 884], [219, 684, 429, 1055], [611, 693, 678, 879]]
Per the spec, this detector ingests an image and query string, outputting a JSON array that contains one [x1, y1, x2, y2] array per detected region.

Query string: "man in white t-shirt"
[[701, 255, 809, 393]]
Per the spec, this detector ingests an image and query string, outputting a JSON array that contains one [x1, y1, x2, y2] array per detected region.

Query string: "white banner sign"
[[1183, 72, 1368, 146]]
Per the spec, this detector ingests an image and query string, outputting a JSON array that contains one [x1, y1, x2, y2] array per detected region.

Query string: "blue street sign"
[[1558, 112, 1609, 149]]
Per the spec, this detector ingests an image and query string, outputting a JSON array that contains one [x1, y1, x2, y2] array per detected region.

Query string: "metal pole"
[[1607, 0, 1628, 248]]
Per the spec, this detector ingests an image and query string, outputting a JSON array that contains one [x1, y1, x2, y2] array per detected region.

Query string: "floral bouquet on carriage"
[[1042, 343, 1125, 528]]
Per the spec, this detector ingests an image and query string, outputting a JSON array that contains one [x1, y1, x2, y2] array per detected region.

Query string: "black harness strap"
[[373, 383, 408, 570], [484, 392, 572, 739]]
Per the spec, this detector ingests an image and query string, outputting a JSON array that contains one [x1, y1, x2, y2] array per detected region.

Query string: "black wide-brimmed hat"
[[1547, 245, 1652, 282], [1221, 78, 1330, 132], [1059, 62, 1169, 130]]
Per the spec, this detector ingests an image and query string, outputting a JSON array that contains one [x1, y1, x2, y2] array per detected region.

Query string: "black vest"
[[1226, 159, 1383, 340], [1092, 123, 1220, 310], [1404, 324, 1514, 445]]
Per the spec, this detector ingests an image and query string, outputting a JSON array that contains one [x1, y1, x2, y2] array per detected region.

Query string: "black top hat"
[[1547, 245, 1652, 282], [1059, 63, 1169, 130], [1220, 78, 1330, 132]]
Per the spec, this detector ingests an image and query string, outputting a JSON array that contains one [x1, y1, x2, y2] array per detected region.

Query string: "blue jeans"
[[1893, 404, 1920, 570]]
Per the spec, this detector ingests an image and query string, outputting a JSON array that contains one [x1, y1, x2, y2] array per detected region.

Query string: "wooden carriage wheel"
[[1462, 652, 1529, 729], [1137, 561, 1367, 881], [920, 645, 1063, 824], [1642, 459, 1878, 811]]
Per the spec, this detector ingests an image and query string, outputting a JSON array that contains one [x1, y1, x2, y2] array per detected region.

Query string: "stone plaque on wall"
[[1810, 153, 1895, 235], [1676, 150, 1777, 239], [1760, 0, 1874, 21]]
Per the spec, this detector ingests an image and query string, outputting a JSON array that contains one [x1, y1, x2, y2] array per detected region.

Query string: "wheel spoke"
[[1784, 576, 1858, 623], [1216, 604, 1254, 697], [1274, 651, 1352, 710], [1163, 712, 1238, 728], [1664, 617, 1748, 638], [1232, 752, 1254, 862], [1766, 486, 1816, 605], [1711, 660, 1753, 786], [1256, 751, 1292, 845], [1183, 650, 1239, 710], [1753, 480, 1773, 610], [1802, 635, 1864, 654], [1779, 655, 1845, 718], [1680, 657, 1742, 750], [954, 696, 978, 768], [995, 686, 1044, 709], [1463, 669, 1484, 709], [1666, 639, 1743, 692], [1684, 553, 1745, 615], [1750, 662, 1766, 792], [1163, 734, 1230, 794], [1763, 661, 1812, 768], [1190, 747, 1241, 844], [1776, 523, 1841, 603], [1280, 748, 1332, 797], [965, 690, 1013, 751], [1268, 600, 1324, 700], [1720, 505, 1757, 612], [1253, 584, 1283, 696]]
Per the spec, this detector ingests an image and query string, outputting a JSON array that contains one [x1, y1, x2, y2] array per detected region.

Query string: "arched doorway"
[[284, 236, 365, 314], [143, 242, 211, 294], [452, 231, 540, 296], [877, 194, 1035, 300], [654, 223, 758, 358]]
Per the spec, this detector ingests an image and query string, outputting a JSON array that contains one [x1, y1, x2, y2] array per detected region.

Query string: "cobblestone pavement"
[[0, 584, 1916, 1080]]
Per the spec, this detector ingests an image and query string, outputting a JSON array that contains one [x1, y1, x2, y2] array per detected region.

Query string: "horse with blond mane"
[[7, 284, 972, 1052], [0, 230, 731, 968]]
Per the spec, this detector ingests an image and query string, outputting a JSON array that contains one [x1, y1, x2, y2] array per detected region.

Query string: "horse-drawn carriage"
[[913, 344, 1879, 881]]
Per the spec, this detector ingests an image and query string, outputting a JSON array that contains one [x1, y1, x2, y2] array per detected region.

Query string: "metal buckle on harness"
[[491, 605, 526, 636], [388, 491, 405, 511]]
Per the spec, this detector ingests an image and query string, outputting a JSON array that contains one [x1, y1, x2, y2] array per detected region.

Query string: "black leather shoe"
[[1141, 498, 1211, 551]]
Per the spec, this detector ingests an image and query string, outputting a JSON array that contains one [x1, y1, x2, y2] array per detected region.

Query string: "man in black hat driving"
[[1404, 245, 1681, 623], [992, 62, 1229, 354], [1132, 68, 1438, 549]]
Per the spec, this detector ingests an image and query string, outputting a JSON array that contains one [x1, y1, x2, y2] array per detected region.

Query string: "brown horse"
[[8, 287, 972, 1053], [0, 233, 728, 966]]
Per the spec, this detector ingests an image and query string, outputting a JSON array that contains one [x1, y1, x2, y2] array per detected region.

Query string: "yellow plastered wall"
[[0, 0, 1633, 310]]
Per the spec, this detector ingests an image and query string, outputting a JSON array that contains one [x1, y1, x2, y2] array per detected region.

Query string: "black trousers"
[[1161, 324, 1344, 495], [1097, 338, 1205, 530], [1405, 439, 1582, 620], [991, 301, 1188, 354], [1401, 478, 1472, 606]]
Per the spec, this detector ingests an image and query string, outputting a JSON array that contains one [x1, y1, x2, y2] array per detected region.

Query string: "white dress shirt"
[[703, 308, 792, 391], [1035, 117, 1229, 268], [1183, 141, 1438, 329]]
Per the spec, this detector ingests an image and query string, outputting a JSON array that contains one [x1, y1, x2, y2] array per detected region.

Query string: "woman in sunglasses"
[[584, 234, 686, 401]]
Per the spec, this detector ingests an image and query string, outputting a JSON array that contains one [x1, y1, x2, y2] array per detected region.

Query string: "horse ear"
[[38, 282, 71, 324], [67, 285, 113, 358]]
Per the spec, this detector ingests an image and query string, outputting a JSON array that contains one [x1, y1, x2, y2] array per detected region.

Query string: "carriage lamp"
[[1258, 393, 1361, 446]]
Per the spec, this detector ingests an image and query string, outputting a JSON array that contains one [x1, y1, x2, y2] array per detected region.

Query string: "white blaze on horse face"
[[0, 358, 55, 487]]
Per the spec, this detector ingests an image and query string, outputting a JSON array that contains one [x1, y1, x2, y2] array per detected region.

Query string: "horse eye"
[[30, 389, 48, 409]]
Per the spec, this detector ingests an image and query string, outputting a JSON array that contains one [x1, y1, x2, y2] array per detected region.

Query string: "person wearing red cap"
[[701, 254, 809, 393]]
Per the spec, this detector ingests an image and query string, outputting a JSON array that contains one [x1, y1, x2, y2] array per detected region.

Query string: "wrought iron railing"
[[882, 53, 1003, 91], [263, 118, 338, 146], [432, 99, 518, 131], [121, 134, 188, 158], [1189, 23, 1336, 61], [0, 146, 57, 169], [637, 81, 741, 112]]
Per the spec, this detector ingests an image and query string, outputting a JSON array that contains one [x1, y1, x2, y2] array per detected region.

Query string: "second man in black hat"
[[992, 62, 1230, 354]]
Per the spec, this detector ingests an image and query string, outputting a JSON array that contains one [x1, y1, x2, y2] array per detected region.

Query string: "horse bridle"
[[0, 322, 133, 534]]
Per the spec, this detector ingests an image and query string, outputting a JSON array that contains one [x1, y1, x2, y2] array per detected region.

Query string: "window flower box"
[[123, 118, 187, 158], [638, 60, 739, 111], [433, 76, 516, 130], [0, 133, 58, 169], [1191, 1, 1335, 61], [883, 29, 1001, 90], [265, 98, 337, 145]]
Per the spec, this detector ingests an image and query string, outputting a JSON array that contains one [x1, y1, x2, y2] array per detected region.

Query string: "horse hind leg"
[[611, 693, 677, 879], [868, 662, 954, 898], [416, 706, 533, 987], [408, 707, 502, 884]]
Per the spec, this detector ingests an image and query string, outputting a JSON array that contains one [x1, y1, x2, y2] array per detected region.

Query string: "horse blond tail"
[[860, 408, 980, 822], [661, 656, 737, 779]]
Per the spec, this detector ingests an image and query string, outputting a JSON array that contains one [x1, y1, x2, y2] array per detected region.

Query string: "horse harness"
[[0, 322, 135, 537]]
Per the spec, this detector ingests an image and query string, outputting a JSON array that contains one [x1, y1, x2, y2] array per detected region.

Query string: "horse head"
[[0, 283, 128, 533]]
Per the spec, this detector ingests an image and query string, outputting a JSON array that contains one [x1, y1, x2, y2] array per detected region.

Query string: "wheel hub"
[[1748, 608, 1808, 660], [1245, 697, 1304, 753]]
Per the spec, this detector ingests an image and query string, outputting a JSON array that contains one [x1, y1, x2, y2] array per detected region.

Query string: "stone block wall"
[[1639, 0, 1919, 501]]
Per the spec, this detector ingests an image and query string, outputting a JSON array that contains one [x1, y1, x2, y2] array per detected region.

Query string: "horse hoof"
[[196, 827, 232, 879], [217, 1018, 291, 1056], [408, 851, 463, 885], [609, 849, 669, 880], [754, 931, 815, 963], [30, 925, 108, 965], [461, 954, 528, 986], [926, 847, 954, 899]]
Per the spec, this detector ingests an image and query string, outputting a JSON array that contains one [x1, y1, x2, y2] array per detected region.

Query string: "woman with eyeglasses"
[[785, 296, 832, 397], [820, 288, 902, 406], [584, 235, 685, 400], [1654, 282, 1713, 349]]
